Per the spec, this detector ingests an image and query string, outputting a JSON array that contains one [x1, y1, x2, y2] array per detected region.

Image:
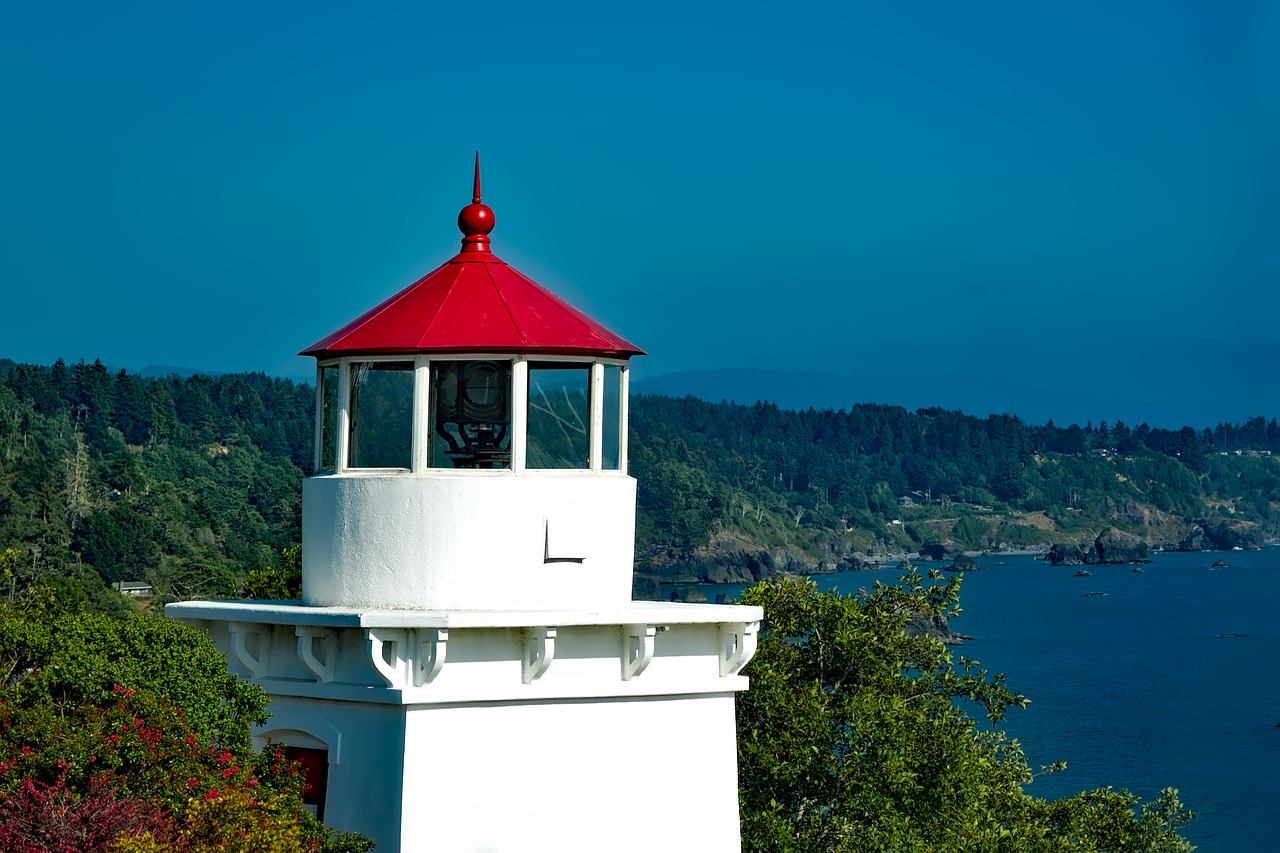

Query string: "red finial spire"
[[458, 151, 494, 252]]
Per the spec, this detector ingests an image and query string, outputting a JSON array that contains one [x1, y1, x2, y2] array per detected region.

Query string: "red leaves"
[[0, 689, 345, 852], [0, 771, 176, 853]]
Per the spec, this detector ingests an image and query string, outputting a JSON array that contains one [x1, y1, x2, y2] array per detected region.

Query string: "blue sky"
[[2, 1, 1276, 427]]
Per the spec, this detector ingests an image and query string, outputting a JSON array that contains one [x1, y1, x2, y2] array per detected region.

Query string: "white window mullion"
[[335, 358, 352, 473], [411, 356, 431, 472], [511, 358, 528, 472], [590, 362, 604, 472], [619, 364, 630, 473]]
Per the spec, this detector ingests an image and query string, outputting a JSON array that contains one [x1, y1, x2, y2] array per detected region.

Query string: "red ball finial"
[[458, 151, 494, 252]]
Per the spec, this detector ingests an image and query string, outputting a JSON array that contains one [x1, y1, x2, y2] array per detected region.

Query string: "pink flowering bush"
[[0, 593, 372, 851], [0, 772, 175, 852], [0, 692, 372, 853]]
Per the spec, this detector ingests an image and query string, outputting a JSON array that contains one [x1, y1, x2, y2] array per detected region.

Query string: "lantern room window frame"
[[313, 354, 629, 476]]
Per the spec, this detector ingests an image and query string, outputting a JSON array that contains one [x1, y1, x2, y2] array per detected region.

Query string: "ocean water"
[[953, 549, 1280, 852], [686, 546, 1280, 851]]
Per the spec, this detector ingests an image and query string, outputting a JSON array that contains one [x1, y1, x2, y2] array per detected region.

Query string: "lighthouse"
[[168, 158, 762, 852]]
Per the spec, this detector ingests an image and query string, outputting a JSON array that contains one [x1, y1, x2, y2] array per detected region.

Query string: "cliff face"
[[635, 531, 873, 587], [1173, 519, 1267, 551], [633, 506, 1271, 593], [1047, 529, 1150, 565]]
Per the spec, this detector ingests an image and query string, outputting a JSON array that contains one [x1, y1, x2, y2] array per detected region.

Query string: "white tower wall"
[[401, 694, 743, 852], [303, 472, 637, 610]]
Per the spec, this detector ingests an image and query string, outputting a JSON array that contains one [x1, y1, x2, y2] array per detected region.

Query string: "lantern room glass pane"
[[527, 363, 591, 469], [319, 365, 339, 473], [348, 362, 413, 469], [602, 364, 622, 470], [429, 360, 513, 469]]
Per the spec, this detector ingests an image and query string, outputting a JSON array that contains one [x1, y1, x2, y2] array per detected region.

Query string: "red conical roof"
[[300, 156, 644, 360]]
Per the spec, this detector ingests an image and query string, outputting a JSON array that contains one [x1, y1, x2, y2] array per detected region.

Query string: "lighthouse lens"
[[430, 360, 512, 468], [462, 361, 504, 418]]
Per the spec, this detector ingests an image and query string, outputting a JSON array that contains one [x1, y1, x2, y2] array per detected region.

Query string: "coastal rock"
[[1197, 519, 1265, 551], [904, 610, 970, 645], [809, 556, 846, 576], [1046, 543, 1091, 566], [847, 552, 874, 570], [633, 532, 879, 589], [1174, 526, 1208, 552], [1048, 530, 1150, 565], [635, 534, 783, 585], [945, 554, 979, 572], [919, 542, 964, 561], [669, 586, 708, 603], [1093, 528, 1150, 563]]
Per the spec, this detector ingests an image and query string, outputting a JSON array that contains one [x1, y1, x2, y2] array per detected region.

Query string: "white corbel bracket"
[[522, 627, 556, 684], [621, 624, 657, 681], [414, 628, 448, 686], [296, 627, 337, 683], [366, 628, 412, 688], [719, 621, 760, 677], [229, 622, 268, 679]]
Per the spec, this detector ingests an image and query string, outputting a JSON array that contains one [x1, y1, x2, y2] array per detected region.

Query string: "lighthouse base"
[[168, 600, 761, 852], [259, 692, 742, 851]]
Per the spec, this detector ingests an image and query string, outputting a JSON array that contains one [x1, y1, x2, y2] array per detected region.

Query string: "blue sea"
[[688, 546, 1280, 851]]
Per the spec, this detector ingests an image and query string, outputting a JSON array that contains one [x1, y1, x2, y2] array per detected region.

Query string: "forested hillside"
[[631, 395, 1279, 584], [0, 359, 311, 607], [1, 358, 1276, 608]]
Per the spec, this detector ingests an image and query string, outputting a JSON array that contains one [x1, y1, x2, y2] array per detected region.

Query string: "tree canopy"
[[737, 575, 1194, 852], [0, 590, 372, 852]]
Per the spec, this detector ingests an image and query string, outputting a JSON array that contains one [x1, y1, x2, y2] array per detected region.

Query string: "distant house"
[[112, 580, 153, 598], [898, 496, 915, 508]]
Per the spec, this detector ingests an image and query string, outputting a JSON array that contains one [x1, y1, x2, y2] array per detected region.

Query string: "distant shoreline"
[[663, 545, 1280, 588]]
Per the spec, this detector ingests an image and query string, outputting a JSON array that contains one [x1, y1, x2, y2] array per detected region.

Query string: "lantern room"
[[297, 157, 646, 612]]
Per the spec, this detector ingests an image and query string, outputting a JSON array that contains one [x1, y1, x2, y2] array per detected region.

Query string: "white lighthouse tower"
[[168, 159, 762, 853]]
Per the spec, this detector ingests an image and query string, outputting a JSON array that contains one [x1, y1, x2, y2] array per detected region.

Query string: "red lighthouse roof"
[[300, 157, 644, 360]]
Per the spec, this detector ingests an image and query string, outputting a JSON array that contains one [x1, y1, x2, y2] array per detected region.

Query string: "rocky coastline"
[[632, 533, 1039, 600], [634, 521, 1273, 601]]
